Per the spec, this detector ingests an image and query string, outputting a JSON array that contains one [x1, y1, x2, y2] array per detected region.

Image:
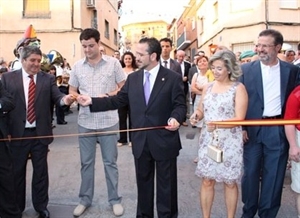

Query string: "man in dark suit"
[[0, 82, 21, 218], [176, 50, 191, 126], [239, 29, 300, 218], [159, 38, 182, 75], [1, 46, 74, 218], [77, 37, 187, 218]]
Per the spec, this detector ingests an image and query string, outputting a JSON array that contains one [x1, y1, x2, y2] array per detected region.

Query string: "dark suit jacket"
[[89, 65, 187, 160], [239, 60, 300, 141], [1, 69, 65, 146], [188, 65, 198, 84], [0, 82, 15, 140], [182, 61, 191, 95], [160, 59, 182, 76]]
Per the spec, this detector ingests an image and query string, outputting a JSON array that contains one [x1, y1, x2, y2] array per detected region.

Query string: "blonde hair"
[[209, 50, 242, 81]]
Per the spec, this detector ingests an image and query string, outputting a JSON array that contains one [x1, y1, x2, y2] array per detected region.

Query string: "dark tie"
[[144, 71, 151, 105], [27, 75, 36, 124], [163, 61, 168, 68]]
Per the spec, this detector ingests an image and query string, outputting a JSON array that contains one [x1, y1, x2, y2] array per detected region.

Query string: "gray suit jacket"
[[1, 69, 65, 146]]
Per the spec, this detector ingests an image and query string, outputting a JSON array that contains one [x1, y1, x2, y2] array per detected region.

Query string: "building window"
[[105, 20, 110, 39], [199, 16, 204, 35], [279, 0, 298, 9], [230, 0, 254, 12], [114, 29, 118, 46], [23, 0, 50, 18], [192, 17, 196, 30], [213, 1, 218, 23], [231, 42, 255, 53], [92, 10, 98, 29]]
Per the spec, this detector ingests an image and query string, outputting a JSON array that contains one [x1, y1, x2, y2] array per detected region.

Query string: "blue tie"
[[144, 71, 151, 105]]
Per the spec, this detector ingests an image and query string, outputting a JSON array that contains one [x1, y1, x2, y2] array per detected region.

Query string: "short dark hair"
[[297, 42, 300, 51], [139, 37, 162, 61], [159, 37, 173, 46], [80, 28, 100, 43], [258, 29, 283, 46], [20, 46, 42, 60]]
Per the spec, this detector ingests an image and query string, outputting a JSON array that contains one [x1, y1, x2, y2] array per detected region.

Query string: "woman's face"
[[123, 54, 133, 67], [197, 57, 208, 71], [210, 59, 229, 81]]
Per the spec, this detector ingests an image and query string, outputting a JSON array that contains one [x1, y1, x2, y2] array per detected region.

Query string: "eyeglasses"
[[255, 44, 275, 49], [135, 52, 150, 58]]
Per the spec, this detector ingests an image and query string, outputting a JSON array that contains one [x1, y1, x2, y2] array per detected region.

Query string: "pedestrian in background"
[[117, 51, 138, 147]]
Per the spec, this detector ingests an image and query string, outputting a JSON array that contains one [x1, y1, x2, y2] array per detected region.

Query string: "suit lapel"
[[136, 70, 148, 107], [170, 59, 174, 71], [35, 72, 44, 101], [15, 70, 26, 105], [279, 61, 289, 107], [147, 66, 167, 107], [253, 61, 264, 103]]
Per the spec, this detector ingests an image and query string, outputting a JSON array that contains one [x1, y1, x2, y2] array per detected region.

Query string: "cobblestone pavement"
[[22, 110, 297, 218]]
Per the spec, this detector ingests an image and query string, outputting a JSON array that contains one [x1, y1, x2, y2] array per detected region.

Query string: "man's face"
[[114, 52, 120, 60], [285, 51, 295, 63], [160, 41, 172, 58], [176, 52, 185, 63], [81, 38, 100, 60], [256, 35, 281, 64], [22, 54, 41, 75], [135, 43, 151, 70]]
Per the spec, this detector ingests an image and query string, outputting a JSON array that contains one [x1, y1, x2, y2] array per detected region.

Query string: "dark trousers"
[[241, 126, 288, 218], [0, 142, 21, 218], [118, 105, 131, 143], [10, 128, 49, 212], [134, 143, 178, 218], [56, 104, 66, 124]]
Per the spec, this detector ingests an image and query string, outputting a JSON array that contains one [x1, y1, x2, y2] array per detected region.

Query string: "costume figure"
[[10, 25, 64, 73]]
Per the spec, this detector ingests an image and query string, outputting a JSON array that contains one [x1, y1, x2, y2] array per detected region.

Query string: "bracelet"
[[105, 93, 110, 97]]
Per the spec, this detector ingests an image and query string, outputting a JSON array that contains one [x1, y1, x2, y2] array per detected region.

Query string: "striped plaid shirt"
[[69, 55, 126, 129]]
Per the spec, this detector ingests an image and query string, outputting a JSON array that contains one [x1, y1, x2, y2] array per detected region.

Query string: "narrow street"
[[22, 109, 297, 218]]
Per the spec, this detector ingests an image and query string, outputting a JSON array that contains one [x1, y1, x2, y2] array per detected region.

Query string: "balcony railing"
[[177, 31, 191, 50]]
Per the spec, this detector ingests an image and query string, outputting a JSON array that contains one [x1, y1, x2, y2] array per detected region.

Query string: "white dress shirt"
[[261, 61, 281, 116]]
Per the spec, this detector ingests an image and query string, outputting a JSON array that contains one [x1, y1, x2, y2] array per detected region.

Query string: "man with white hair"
[[177, 50, 191, 126], [294, 43, 300, 66]]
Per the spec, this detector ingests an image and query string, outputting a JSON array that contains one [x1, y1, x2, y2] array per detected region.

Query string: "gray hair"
[[20, 46, 42, 61], [209, 50, 242, 81]]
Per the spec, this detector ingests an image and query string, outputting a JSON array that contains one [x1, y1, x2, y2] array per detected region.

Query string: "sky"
[[119, 0, 190, 26]]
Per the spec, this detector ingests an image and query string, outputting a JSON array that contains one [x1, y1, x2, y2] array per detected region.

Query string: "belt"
[[25, 127, 36, 130], [262, 115, 281, 119]]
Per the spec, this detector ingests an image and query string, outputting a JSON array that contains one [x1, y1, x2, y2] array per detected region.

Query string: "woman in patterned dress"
[[190, 50, 248, 218]]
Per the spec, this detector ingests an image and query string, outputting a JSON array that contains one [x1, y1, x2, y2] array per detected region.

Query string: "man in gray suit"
[[1, 46, 74, 218], [239, 29, 300, 218]]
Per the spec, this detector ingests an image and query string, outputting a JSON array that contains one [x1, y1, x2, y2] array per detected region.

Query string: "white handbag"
[[207, 128, 223, 163]]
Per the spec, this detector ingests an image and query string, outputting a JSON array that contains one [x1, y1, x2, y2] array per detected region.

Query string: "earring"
[[228, 71, 231, 74]]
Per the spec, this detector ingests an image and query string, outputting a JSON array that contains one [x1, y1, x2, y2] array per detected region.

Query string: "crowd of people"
[[0, 27, 300, 218]]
